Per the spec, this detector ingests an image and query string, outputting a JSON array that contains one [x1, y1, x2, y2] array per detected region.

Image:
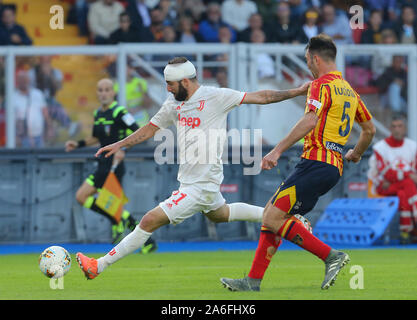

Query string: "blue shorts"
[[270, 158, 340, 216]]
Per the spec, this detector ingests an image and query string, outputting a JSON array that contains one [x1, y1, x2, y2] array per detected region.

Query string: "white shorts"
[[159, 184, 226, 225]]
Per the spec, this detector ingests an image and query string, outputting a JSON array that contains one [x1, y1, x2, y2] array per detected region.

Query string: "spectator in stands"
[[67, 0, 91, 36], [0, 56, 3, 104], [219, 24, 234, 44], [221, 0, 257, 32], [368, 115, 417, 244], [28, 57, 62, 103], [88, 0, 125, 44], [397, 0, 417, 16], [215, 67, 232, 130], [393, 5, 417, 44], [198, 2, 236, 42], [0, 1, 16, 24], [361, 9, 384, 44], [269, 1, 307, 43], [126, 0, 152, 30], [159, 0, 177, 26], [144, 0, 159, 9], [160, 25, 177, 43], [375, 55, 407, 115], [0, 56, 4, 147], [149, 7, 165, 42], [152, 25, 177, 70], [288, 0, 321, 20], [250, 29, 275, 79], [254, 0, 277, 26], [321, 3, 353, 44], [176, 15, 203, 43], [301, 7, 321, 40], [381, 27, 399, 45], [114, 63, 151, 128], [203, 0, 224, 5], [28, 56, 80, 139], [0, 104, 4, 147], [215, 68, 228, 88], [372, 28, 399, 78], [14, 70, 52, 148], [365, 0, 397, 23], [110, 11, 151, 43], [203, 24, 234, 65], [0, 7, 32, 45], [330, 0, 364, 11], [237, 13, 271, 42], [177, 0, 206, 24], [212, 25, 234, 62]]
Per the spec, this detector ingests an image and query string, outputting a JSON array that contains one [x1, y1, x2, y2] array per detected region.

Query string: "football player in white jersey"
[[75, 57, 310, 280]]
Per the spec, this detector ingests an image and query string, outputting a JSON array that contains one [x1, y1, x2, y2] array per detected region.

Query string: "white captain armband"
[[308, 98, 322, 110]]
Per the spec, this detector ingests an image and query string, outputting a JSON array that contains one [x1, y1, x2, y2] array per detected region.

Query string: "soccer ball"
[[39, 246, 71, 279]]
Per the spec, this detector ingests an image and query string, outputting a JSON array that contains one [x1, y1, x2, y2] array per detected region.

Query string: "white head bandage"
[[164, 61, 196, 81]]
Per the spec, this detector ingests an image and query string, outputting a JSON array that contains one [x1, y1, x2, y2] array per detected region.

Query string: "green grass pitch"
[[0, 249, 416, 300]]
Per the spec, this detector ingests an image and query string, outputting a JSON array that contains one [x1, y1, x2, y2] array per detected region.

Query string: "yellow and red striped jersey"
[[302, 71, 372, 175]]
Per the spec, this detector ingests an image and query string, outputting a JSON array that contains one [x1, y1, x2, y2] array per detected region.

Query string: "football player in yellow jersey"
[[221, 34, 376, 291]]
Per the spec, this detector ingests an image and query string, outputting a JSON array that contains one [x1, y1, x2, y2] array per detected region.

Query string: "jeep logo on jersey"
[[178, 114, 201, 128]]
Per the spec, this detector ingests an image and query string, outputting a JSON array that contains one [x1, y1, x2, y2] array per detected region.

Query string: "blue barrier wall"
[[0, 146, 386, 244]]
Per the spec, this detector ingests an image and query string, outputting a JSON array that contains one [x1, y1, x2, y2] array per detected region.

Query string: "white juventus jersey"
[[150, 85, 246, 192]]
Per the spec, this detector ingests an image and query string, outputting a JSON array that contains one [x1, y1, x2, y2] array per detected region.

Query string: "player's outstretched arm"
[[261, 111, 318, 170], [95, 123, 159, 158], [65, 137, 99, 152], [345, 120, 376, 163], [242, 82, 310, 105]]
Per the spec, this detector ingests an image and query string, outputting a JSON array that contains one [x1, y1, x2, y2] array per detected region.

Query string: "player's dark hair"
[[168, 57, 189, 65], [305, 34, 337, 62]]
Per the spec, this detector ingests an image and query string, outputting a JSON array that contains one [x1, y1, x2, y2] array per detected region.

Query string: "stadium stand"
[[1, 0, 417, 245], [13, 0, 88, 46], [314, 197, 399, 245]]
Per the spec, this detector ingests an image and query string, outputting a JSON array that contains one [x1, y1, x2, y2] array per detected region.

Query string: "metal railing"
[[2, 43, 416, 148]]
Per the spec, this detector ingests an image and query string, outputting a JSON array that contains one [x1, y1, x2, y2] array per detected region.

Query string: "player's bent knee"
[[204, 204, 229, 223], [207, 216, 224, 223], [205, 212, 227, 223], [263, 207, 288, 233], [262, 220, 278, 233], [139, 209, 170, 232], [139, 213, 156, 231]]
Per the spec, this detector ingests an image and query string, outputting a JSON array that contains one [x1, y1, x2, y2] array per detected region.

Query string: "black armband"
[[77, 140, 86, 148]]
